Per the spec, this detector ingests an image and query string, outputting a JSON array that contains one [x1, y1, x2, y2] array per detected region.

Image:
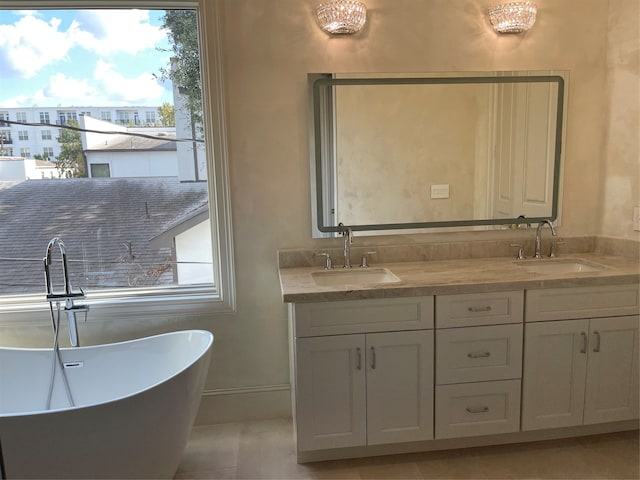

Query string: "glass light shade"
[[488, 2, 537, 34], [316, 0, 367, 34]]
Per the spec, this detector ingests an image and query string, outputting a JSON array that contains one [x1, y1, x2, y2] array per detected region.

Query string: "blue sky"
[[0, 9, 176, 108]]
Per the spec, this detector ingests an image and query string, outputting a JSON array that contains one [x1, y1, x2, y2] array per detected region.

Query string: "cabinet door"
[[584, 315, 640, 424], [295, 335, 366, 451], [366, 330, 434, 445], [522, 319, 589, 430]]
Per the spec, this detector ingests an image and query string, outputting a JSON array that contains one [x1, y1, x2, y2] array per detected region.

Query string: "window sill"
[[0, 285, 234, 326]]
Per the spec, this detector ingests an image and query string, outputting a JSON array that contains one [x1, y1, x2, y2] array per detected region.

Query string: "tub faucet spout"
[[44, 237, 88, 347]]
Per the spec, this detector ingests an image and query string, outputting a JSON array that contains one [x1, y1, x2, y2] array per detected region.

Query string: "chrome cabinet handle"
[[468, 305, 492, 313], [467, 351, 491, 359], [356, 347, 361, 370], [466, 406, 489, 414], [370, 346, 376, 370], [580, 332, 587, 354], [593, 331, 601, 352]]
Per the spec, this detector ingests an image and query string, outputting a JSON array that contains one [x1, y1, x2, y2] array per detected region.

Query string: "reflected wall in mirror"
[[310, 72, 567, 237]]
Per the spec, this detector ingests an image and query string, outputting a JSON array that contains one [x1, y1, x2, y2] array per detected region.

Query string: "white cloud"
[[0, 10, 166, 79], [2, 66, 166, 107], [11, 10, 42, 17], [44, 73, 97, 101], [93, 60, 165, 104], [0, 15, 76, 78], [1, 74, 96, 107], [71, 10, 166, 56]]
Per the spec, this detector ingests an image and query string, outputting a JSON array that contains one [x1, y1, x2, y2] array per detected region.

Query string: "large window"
[[0, 1, 234, 317]]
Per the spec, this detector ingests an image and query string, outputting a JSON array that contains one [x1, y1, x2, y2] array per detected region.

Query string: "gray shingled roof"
[[0, 178, 208, 295]]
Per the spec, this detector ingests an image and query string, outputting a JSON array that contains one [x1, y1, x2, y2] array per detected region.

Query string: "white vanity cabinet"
[[287, 281, 639, 460], [522, 285, 640, 431], [434, 291, 524, 439], [291, 297, 434, 452]]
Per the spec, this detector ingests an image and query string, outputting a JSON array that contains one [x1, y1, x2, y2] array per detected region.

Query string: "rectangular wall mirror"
[[310, 72, 566, 237]]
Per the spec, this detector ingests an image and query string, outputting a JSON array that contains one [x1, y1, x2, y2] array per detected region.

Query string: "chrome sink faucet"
[[534, 220, 557, 259], [339, 223, 354, 268]]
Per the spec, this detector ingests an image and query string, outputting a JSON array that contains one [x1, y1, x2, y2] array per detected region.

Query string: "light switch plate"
[[431, 184, 450, 199]]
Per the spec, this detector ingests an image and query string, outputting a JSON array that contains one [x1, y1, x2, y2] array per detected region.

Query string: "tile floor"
[[175, 419, 639, 479]]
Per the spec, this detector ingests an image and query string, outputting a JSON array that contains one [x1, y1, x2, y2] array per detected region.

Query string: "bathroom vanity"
[[279, 251, 640, 462]]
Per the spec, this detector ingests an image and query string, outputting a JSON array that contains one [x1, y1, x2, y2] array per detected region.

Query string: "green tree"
[[157, 10, 202, 133], [56, 121, 86, 178], [158, 102, 175, 127]]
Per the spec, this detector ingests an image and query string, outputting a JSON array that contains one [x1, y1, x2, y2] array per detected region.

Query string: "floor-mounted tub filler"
[[0, 329, 214, 479]]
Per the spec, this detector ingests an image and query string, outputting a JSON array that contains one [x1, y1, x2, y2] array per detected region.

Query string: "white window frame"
[[41, 129, 52, 140], [0, 0, 235, 324]]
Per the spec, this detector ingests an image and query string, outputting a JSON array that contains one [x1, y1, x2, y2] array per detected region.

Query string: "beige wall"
[[601, 0, 640, 239], [0, 0, 637, 423], [209, 0, 636, 418]]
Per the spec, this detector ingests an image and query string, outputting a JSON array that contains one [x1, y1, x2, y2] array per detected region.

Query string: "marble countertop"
[[279, 252, 640, 303]]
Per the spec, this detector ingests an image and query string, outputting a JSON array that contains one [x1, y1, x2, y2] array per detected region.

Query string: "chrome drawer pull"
[[468, 305, 492, 313], [370, 346, 376, 369], [467, 351, 491, 359], [593, 331, 601, 353], [466, 406, 489, 414], [356, 347, 362, 370], [580, 332, 587, 354]]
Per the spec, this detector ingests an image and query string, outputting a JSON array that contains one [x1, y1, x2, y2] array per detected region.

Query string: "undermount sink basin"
[[311, 267, 401, 286], [515, 259, 607, 274]]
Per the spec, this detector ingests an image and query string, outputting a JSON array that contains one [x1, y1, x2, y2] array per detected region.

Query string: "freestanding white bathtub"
[[0, 329, 213, 479]]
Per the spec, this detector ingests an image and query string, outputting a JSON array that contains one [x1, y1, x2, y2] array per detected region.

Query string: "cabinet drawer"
[[436, 291, 524, 328], [435, 379, 521, 439], [525, 285, 640, 322], [436, 324, 523, 384], [293, 297, 434, 337]]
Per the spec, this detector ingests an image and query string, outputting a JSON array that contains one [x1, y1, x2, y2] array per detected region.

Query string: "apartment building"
[[0, 106, 162, 160]]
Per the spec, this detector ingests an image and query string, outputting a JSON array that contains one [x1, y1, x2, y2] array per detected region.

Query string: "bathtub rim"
[[0, 329, 214, 418]]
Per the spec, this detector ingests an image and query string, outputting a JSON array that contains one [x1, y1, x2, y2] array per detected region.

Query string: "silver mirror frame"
[[310, 73, 565, 235]]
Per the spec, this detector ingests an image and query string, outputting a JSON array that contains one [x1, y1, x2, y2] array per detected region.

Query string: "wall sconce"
[[488, 2, 537, 34], [316, 0, 367, 35]]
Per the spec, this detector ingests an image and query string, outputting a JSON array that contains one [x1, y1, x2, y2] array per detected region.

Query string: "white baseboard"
[[194, 384, 292, 425]]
